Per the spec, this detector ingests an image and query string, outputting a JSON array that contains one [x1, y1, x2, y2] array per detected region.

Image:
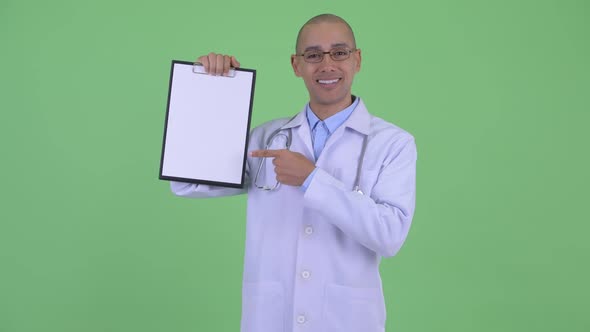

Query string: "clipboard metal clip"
[[193, 62, 236, 78]]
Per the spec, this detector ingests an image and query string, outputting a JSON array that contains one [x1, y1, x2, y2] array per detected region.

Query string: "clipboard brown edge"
[[158, 60, 256, 189]]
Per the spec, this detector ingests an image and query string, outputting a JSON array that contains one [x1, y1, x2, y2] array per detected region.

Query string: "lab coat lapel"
[[281, 107, 314, 160], [344, 99, 372, 136], [316, 99, 372, 165]]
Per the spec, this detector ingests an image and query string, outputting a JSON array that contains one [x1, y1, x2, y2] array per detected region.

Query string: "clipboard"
[[159, 60, 256, 188]]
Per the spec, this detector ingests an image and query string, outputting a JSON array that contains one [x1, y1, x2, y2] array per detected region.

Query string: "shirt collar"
[[279, 96, 370, 137], [306, 96, 360, 134]]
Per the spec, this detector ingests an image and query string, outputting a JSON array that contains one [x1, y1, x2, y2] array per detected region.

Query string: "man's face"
[[291, 22, 361, 111]]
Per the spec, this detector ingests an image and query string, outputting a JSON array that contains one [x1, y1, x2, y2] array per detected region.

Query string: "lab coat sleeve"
[[170, 181, 247, 198], [304, 137, 417, 257], [170, 159, 250, 198]]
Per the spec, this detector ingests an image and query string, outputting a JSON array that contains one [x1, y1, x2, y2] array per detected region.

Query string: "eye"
[[305, 51, 322, 60], [332, 49, 349, 57]]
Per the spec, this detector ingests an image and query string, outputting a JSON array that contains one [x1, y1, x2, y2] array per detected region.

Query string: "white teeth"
[[318, 79, 339, 84]]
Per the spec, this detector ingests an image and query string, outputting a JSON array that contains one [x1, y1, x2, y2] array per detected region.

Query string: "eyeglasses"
[[296, 48, 358, 63]]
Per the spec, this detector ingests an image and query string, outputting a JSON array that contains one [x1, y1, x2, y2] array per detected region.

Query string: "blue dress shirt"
[[301, 97, 360, 191]]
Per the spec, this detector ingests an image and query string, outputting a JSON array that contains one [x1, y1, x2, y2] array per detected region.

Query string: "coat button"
[[304, 226, 313, 235], [301, 270, 311, 279], [296, 314, 306, 324]]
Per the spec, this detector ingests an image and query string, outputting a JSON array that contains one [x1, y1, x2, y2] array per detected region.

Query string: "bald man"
[[171, 14, 417, 332]]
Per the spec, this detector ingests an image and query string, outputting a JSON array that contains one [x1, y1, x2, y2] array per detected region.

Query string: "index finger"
[[250, 149, 285, 158], [197, 55, 209, 73]]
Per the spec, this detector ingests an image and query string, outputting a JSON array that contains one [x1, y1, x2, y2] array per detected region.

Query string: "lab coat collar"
[[343, 98, 371, 136], [283, 97, 371, 160], [280, 109, 307, 130], [281, 97, 371, 136]]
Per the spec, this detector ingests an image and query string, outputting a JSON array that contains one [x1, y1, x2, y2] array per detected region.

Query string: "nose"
[[319, 53, 337, 70]]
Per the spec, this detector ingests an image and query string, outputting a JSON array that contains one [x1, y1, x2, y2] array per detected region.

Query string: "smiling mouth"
[[317, 78, 341, 85]]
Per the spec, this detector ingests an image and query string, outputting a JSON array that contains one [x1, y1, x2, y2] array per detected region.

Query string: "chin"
[[313, 93, 348, 106]]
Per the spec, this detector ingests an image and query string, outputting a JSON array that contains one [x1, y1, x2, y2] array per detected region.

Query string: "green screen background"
[[1, 0, 589, 331]]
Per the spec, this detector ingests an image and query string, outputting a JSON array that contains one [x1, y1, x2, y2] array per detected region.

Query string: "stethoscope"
[[254, 116, 368, 195]]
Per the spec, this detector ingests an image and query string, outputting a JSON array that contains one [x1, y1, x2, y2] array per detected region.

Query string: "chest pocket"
[[332, 166, 379, 197]]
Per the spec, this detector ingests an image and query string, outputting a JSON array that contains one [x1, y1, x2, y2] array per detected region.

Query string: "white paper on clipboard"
[[159, 60, 256, 188]]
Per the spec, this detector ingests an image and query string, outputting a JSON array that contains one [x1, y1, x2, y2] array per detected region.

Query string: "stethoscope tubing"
[[254, 115, 367, 195]]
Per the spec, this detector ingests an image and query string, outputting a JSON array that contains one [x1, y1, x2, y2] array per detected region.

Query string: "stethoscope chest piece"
[[353, 185, 364, 195]]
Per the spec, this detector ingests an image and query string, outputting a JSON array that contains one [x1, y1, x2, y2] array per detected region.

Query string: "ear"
[[354, 49, 362, 73], [291, 54, 302, 77]]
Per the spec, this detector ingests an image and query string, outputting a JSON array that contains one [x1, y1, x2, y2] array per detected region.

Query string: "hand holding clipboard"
[[195, 53, 241, 77], [159, 53, 256, 189]]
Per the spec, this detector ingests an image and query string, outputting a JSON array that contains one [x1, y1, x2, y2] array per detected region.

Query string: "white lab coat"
[[171, 99, 417, 332]]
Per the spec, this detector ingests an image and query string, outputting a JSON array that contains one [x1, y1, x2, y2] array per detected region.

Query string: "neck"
[[309, 95, 354, 120]]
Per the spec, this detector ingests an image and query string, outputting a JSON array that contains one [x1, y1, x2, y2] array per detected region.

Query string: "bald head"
[[295, 14, 356, 53]]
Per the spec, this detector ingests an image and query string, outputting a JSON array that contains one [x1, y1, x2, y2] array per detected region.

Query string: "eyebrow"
[[303, 43, 351, 52]]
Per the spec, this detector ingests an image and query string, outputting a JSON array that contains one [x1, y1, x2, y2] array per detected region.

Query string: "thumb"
[[231, 56, 241, 68]]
